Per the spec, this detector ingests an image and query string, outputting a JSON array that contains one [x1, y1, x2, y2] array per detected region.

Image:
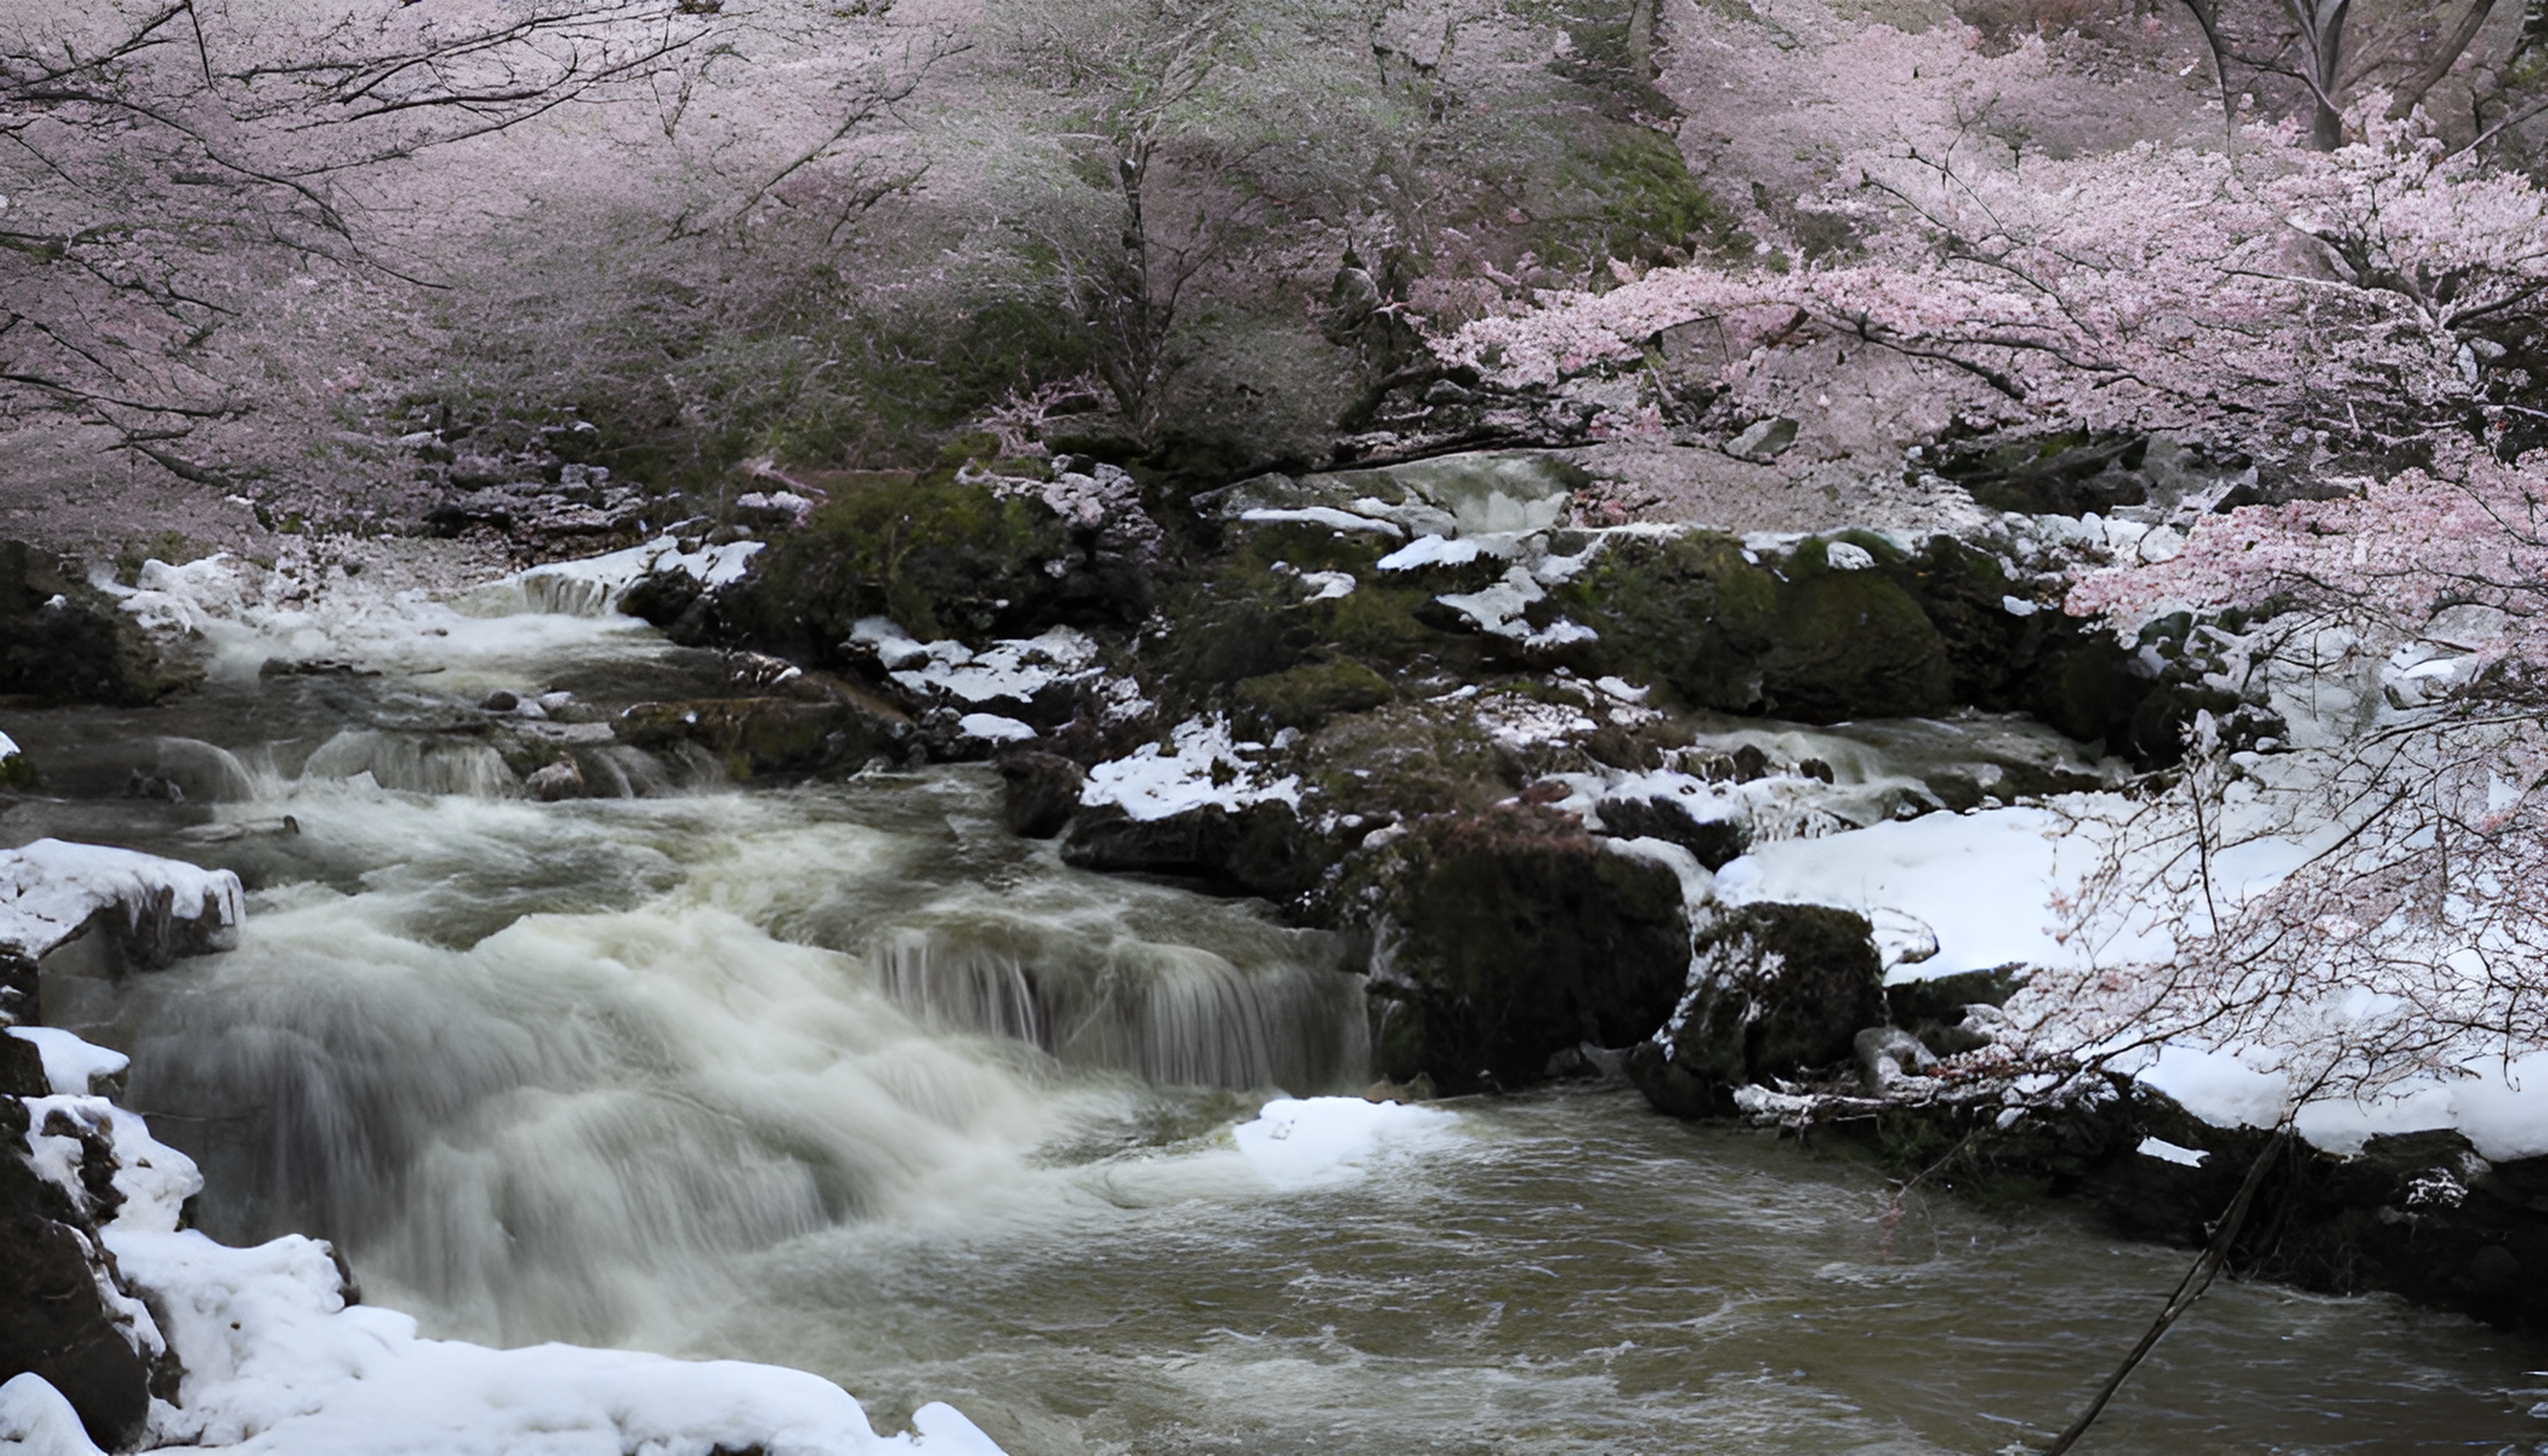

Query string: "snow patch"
[[6, 1027, 129, 1096], [956, 714, 1039, 744], [2136, 1135, 2209, 1167], [1233, 1096, 1460, 1190], [1081, 717, 1302, 822]]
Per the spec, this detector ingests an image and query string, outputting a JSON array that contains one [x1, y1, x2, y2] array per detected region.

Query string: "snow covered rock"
[[0, 841, 243, 1026]]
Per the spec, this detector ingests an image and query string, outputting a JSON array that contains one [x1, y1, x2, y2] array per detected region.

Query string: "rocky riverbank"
[[4, 421, 2544, 1450]]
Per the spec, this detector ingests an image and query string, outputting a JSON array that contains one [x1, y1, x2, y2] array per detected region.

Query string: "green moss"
[[1307, 702, 1518, 819], [1235, 658, 1394, 731], [0, 749, 33, 791], [733, 476, 1073, 646], [1549, 530, 1779, 709], [1759, 566, 1952, 721], [1596, 129, 1747, 265]]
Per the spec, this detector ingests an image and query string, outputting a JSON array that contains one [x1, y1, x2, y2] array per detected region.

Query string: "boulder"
[[0, 1094, 154, 1451], [994, 752, 1086, 839], [1059, 800, 1336, 900], [523, 759, 585, 802], [1628, 903, 1884, 1118], [1594, 792, 1747, 869], [1361, 805, 1690, 1093], [711, 470, 1161, 660], [614, 682, 906, 781], [0, 542, 186, 707]]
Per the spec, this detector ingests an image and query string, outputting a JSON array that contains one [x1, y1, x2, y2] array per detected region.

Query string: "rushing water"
[[3, 578, 2544, 1453]]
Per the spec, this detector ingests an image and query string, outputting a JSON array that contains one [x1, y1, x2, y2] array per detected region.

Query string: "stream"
[[1, 572, 2542, 1454]]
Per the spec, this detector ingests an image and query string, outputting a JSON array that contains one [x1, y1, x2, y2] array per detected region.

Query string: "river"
[[1, 567, 2540, 1452]]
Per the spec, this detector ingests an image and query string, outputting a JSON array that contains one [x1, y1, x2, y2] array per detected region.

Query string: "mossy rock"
[[615, 694, 902, 779], [1550, 530, 1778, 710], [1757, 545, 1952, 721], [1627, 902, 1883, 1118], [718, 474, 1143, 656], [1235, 659, 1393, 732], [1364, 804, 1690, 1093], [0, 747, 31, 791], [1, 540, 192, 706], [1144, 520, 1491, 717], [1303, 701, 1520, 822]]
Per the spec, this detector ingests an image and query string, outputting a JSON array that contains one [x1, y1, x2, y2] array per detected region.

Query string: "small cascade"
[[302, 729, 523, 797], [569, 744, 701, 799], [873, 928, 1045, 1046], [871, 922, 1366, 1093], [151, 737, 264, 802], [515, 570, 623, 619]]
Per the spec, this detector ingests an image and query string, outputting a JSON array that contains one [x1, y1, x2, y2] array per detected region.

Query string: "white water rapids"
[[3, 558, 2542, 1451]]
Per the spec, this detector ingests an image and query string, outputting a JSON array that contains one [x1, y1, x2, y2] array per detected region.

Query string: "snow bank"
[[114, 1228, 1002, 1456], [0, 839, 243, 968], [1233, 1096, 1460, 1190], [1711, 805, 2100, 980], [847, 619, 1106, 709], [0, 1373, 106, 1456], [1081, 717, 1302, 822], [2131, 1044, 2548, 1162]]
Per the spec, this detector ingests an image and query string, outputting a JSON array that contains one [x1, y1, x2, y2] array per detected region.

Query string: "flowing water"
[[3, 575, 2543, 1453]]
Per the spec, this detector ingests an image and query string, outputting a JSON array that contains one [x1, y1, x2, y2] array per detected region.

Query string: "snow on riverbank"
[[6, 1017, 1011, 1456], [1708, 792, 2548, 1162]]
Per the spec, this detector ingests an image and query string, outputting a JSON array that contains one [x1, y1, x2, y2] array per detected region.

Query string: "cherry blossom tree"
[[0, 0, 721, 473], [1432, 99, 2547, 456], [2006, 446, 2548, 1098]]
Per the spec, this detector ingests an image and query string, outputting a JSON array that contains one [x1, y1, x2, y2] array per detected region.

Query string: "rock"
[[1594, 792, 1747, 869], [478, 690, 520, 712], [614, 682, 907, 781], [0, 1096, 154, 1451], [523, 758, 584, 802], [1233, 659, 1393, 732], [1937, 432, 2151, 515], [1754, 539, 1952, 720], [994, 752, 1086, 839], [0, 542, 187, 707], [1360, 805, 1690, 1093], [1853, 1024, 1937, 1091], [1725, 417, 1799, 462], [712, 469, 1161, 661], [1060, 800, 1336, 899], [1628, 903, 1884, 1118]]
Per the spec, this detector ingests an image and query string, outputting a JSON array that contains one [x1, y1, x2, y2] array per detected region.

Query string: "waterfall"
[[870, 922, 1367, 1094], [302, 729, 522, 798]]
